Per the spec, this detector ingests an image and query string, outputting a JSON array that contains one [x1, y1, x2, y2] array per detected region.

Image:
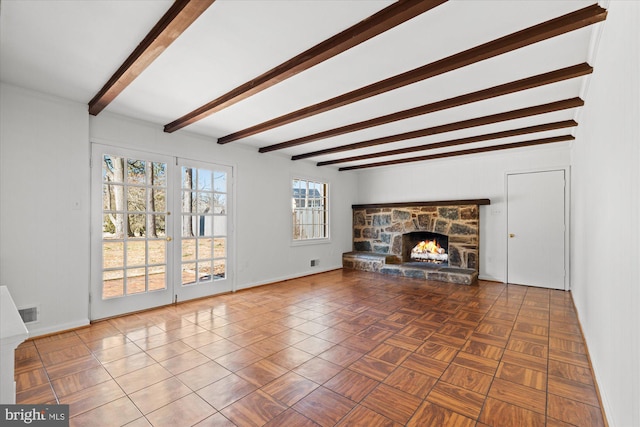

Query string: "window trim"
[[291, 176, 330, 245]]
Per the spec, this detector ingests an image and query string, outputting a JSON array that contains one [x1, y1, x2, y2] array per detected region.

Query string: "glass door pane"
[[91, 145, 174, 320], [176, 160, 232, 301]]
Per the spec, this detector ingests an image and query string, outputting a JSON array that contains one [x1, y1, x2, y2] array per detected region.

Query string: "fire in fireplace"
[[411, 239, 448, 264], [402, 231, 449, 266]]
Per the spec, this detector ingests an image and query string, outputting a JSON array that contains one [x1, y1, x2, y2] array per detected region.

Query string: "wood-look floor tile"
[[416, 341, 458, 362], [158, 349, 210, 375], [324, 369, 379, 402], [361, 383, 422, 424], [115, 363, 172, 395], [60, 379, 126, 417], [317, 344, 365, 367], [314, 326, 353, 344], [514, 321, 549, 337], [15, 355, 44, 375], [69, 396, 142, 427], [548, 359, 594, 386], [35, 335, 84, 354], [45, 355, 102, 380], [16, 382, 57, 404], [180, 331, 224, 349], [266, 346, 315, 370], [51, 365, 112, 397], [440, 364, 493, 395], [488, 378, 547, 414], [368, 343, 412, 365], [501, 349, 548, 373], [129, 377, 192, 414], [496, 361, 546, 391], [193, 412, 236, 426], [549, 347, 590, 368], [236, 359, 289, 387], [349, 355, 396, 382], [263, 409, 320, 427], [407, 401, 476, 427], [221, 389, 288, 426], [426, 381, 485, 420], [197, 373, 256, 410], [384, 334, 423, 351], [451, 351, 499, 376], [293, 336, 337, 356], [146, 393, 216, 427], [336, 404, 401, 427], [479, 396, 545, 427], [547, 394, 605, 427], [293, 387, 356, 427], [401, 353, 449, 378], [548, 375, 600, 407], [145, 340, 193, 362], [263, 371, 319, 406], [92, 342, 143, 364], [215, 348, 263, 372], [383, 366, 437, 398], [340, 335, 379, 353], [506, 338, 548, 359], [102, 352, 156, 378], [15, 367, 49, 392], [293, 357, 343, 384], [177, 360, 231, 391], [398, 324, 436, 340], [40, 345, 92, 367]]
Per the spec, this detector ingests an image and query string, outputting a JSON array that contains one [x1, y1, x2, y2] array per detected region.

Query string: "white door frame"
[[504, 166, 571, 290]]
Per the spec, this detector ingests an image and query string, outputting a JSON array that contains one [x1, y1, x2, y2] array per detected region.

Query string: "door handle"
[[166, 236, 173, 242], [509, 233, 515, 238]]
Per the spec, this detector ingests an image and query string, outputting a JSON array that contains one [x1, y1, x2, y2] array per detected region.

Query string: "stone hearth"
[[343, 200, 489, 285]]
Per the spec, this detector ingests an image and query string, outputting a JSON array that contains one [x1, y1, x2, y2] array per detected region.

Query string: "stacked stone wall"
[[352, 205, 480, 270]]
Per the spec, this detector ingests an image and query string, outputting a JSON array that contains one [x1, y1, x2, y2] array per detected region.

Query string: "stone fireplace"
[[343, 199, 489, 285]]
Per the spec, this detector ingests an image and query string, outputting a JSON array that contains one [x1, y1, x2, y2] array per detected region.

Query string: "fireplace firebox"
[[402, 231, 449, 265]]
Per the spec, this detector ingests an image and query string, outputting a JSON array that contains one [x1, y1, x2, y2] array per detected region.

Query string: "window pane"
[[126, 268, 146, 294], [151, 189, 166, 212], [126, 241, 146, 267], [182, 238, 196, 261], [196, 193, 211, 214], [214, 238, 226, 258], [213, 171, 226, 192], [213, 216, 227, 236], [182, 167, 194, 189], [213, 194, 226, 214], [198, 261, 212, 282], [148, 266, 166, 291], [128, 214, 146, 237], [292, 178, 328, 240], [103, 155, 124, 183], [103, 270, 123, 299], [198, 238, 213, 260], [182, 215, 197, 237], [151, 162, 167, 187], [151, 214, 166, 237], [213, 260, 226, 280], [148, 240, 165, 265], [182, 263, 196, 286], [103, 242, 123, 269], [103, 184, 123, 211], [127, 159, 146, 184], [127, 187, 146, 211], [103, 214, 124, 238], [198, 169, 213, 191]]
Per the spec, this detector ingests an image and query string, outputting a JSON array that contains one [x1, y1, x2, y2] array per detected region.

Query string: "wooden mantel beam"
[[88, 0, 215, 116], [164, 0, 447, 133]]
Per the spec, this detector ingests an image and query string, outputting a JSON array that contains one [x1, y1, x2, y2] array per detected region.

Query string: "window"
[[292, 178, 328, 241]]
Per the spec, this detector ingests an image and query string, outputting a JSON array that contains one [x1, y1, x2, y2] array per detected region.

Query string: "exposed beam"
[[163, 0, 447, 133], [317, 120, 577, 166], [89, 0, 215, 116], [260, 63, 592, 153], [218, 4, 606, 144], [339, 135, 575, 171], [293, 98, 583, 160]]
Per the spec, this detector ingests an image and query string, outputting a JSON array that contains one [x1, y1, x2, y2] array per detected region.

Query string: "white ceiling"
[[0, 0, 605, 170]]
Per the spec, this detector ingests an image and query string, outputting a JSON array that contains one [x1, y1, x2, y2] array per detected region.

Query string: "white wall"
[[0, 83, 90, 336], [90, 114, 358, 291], [353, 144, 572, 282], [570, 1, 640, 426], [0, 84, 357, 335]]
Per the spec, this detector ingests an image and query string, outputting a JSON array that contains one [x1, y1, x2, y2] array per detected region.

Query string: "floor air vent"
[[18, 306, 39, 324]]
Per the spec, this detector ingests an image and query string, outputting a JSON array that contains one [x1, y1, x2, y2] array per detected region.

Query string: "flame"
[[412, 240, 444, 254]]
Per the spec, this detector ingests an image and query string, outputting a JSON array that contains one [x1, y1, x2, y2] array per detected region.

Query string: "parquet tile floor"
[[14, 269, 605, 426]]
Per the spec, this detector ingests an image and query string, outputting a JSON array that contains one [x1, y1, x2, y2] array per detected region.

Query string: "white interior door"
[[174, 159, 233, 302], [507, 169, 567, 289], [91, 144, 175, 320]]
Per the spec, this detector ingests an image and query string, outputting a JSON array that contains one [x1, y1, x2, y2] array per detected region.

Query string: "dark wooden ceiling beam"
[[292, 97, 583, 160], [339, 135, 575, 171], [163, 0, 447, 133], [218, 4, 606, 144], [88, 0, 215, 116], [260, 63, 591, 153], [317, 120, 577, 166]]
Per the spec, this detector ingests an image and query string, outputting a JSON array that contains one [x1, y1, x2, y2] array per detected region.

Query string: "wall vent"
[[310, 259, 319, 267], [18, 306, 39, 324]]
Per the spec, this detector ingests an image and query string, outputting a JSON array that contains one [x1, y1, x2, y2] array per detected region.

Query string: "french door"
[[91, 145, 233, 320]]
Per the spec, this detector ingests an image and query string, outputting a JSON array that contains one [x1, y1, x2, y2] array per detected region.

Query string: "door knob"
[[166, 236, 173, 242], [509, 233, 515, 238]]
